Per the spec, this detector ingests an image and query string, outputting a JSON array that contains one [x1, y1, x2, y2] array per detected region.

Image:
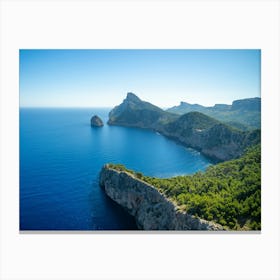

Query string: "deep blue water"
[[20, 108, 212, 230]]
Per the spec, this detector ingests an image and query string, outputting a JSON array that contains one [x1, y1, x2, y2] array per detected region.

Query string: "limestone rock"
[[99, 165, 224, 231], [91, 115, 104, 127], [107, 92, 176, 129]]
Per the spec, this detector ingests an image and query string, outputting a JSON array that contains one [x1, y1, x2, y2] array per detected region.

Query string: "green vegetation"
[[107, 144, 261, 230], [107, 163, 134, 173]]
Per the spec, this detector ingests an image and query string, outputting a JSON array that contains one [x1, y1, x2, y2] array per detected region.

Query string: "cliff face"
[[162, 114, 260, 161], [99, 165, 224, 230], [231, 97, 261, 112]]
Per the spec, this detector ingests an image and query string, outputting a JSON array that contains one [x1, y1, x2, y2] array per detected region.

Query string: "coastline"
[[99, 165, 224, 231]]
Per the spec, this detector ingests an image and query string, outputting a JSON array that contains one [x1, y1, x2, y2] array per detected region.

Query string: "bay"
[[20, 108, 212, 230]]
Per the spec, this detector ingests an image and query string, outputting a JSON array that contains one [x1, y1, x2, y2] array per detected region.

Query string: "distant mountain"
[[170, 101, 207, 114], [108, 92, 177, 129], [167, 97, 261, 130], [231, 97, 261, 111], [108, 93, 260, 162]]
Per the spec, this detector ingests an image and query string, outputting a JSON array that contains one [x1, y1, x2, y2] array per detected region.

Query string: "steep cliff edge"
[[99, 165, 224, 230]]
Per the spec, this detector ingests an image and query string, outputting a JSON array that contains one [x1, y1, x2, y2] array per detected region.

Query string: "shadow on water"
[[88, 180, 137, 230]]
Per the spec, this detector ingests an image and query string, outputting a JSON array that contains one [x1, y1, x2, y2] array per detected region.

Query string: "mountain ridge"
[[107, 93, 261, 162], [167, 97, 261, 130], [108, 92, 177, 129]]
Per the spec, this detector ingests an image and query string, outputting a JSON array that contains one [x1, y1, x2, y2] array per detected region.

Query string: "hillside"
[[105, 144, 261, 230], [108, 93, 261, 161], [161, 112, 260, 161], [167, 97, 261, 130], [108, 92, 177, 129]]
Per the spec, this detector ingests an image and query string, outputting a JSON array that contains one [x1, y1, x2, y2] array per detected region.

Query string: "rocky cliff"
[[99, 165, 224, 230], [161, 112, 260, 161], [108, 92, 176, 129], [108, 93, 260, 162]]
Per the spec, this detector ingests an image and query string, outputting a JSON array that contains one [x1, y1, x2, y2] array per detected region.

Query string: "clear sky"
[[20, 49, 260, 108]]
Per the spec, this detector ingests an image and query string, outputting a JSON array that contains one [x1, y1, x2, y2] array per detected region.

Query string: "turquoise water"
[[20, 108, 212, 230]]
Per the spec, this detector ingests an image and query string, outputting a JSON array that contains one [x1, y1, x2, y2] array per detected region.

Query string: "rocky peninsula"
[[99, 164, 224, 230], [98, 93, 261, 231], [107, 93, 260, 162]]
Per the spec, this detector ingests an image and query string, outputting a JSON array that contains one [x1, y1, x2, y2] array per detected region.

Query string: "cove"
[[20, 108, 212, 230]]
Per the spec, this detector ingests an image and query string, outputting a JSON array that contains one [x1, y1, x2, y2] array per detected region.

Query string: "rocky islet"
[[90, 115, 104, 127]]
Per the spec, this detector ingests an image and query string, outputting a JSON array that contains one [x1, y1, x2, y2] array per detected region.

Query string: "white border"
[[1, 0, 279, 279]]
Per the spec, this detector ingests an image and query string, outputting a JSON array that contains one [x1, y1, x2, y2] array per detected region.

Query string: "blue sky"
[[20, 49, 260, 108]]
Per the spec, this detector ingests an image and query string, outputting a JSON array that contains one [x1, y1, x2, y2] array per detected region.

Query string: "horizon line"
[[19, 96, 261, 110]]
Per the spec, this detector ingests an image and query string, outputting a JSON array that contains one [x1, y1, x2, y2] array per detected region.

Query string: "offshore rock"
[[91, 115, 104, 127], [99, 165, 224, 231]]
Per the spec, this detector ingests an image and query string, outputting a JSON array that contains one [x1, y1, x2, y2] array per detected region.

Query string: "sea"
[[20, 108, 212, 230]]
